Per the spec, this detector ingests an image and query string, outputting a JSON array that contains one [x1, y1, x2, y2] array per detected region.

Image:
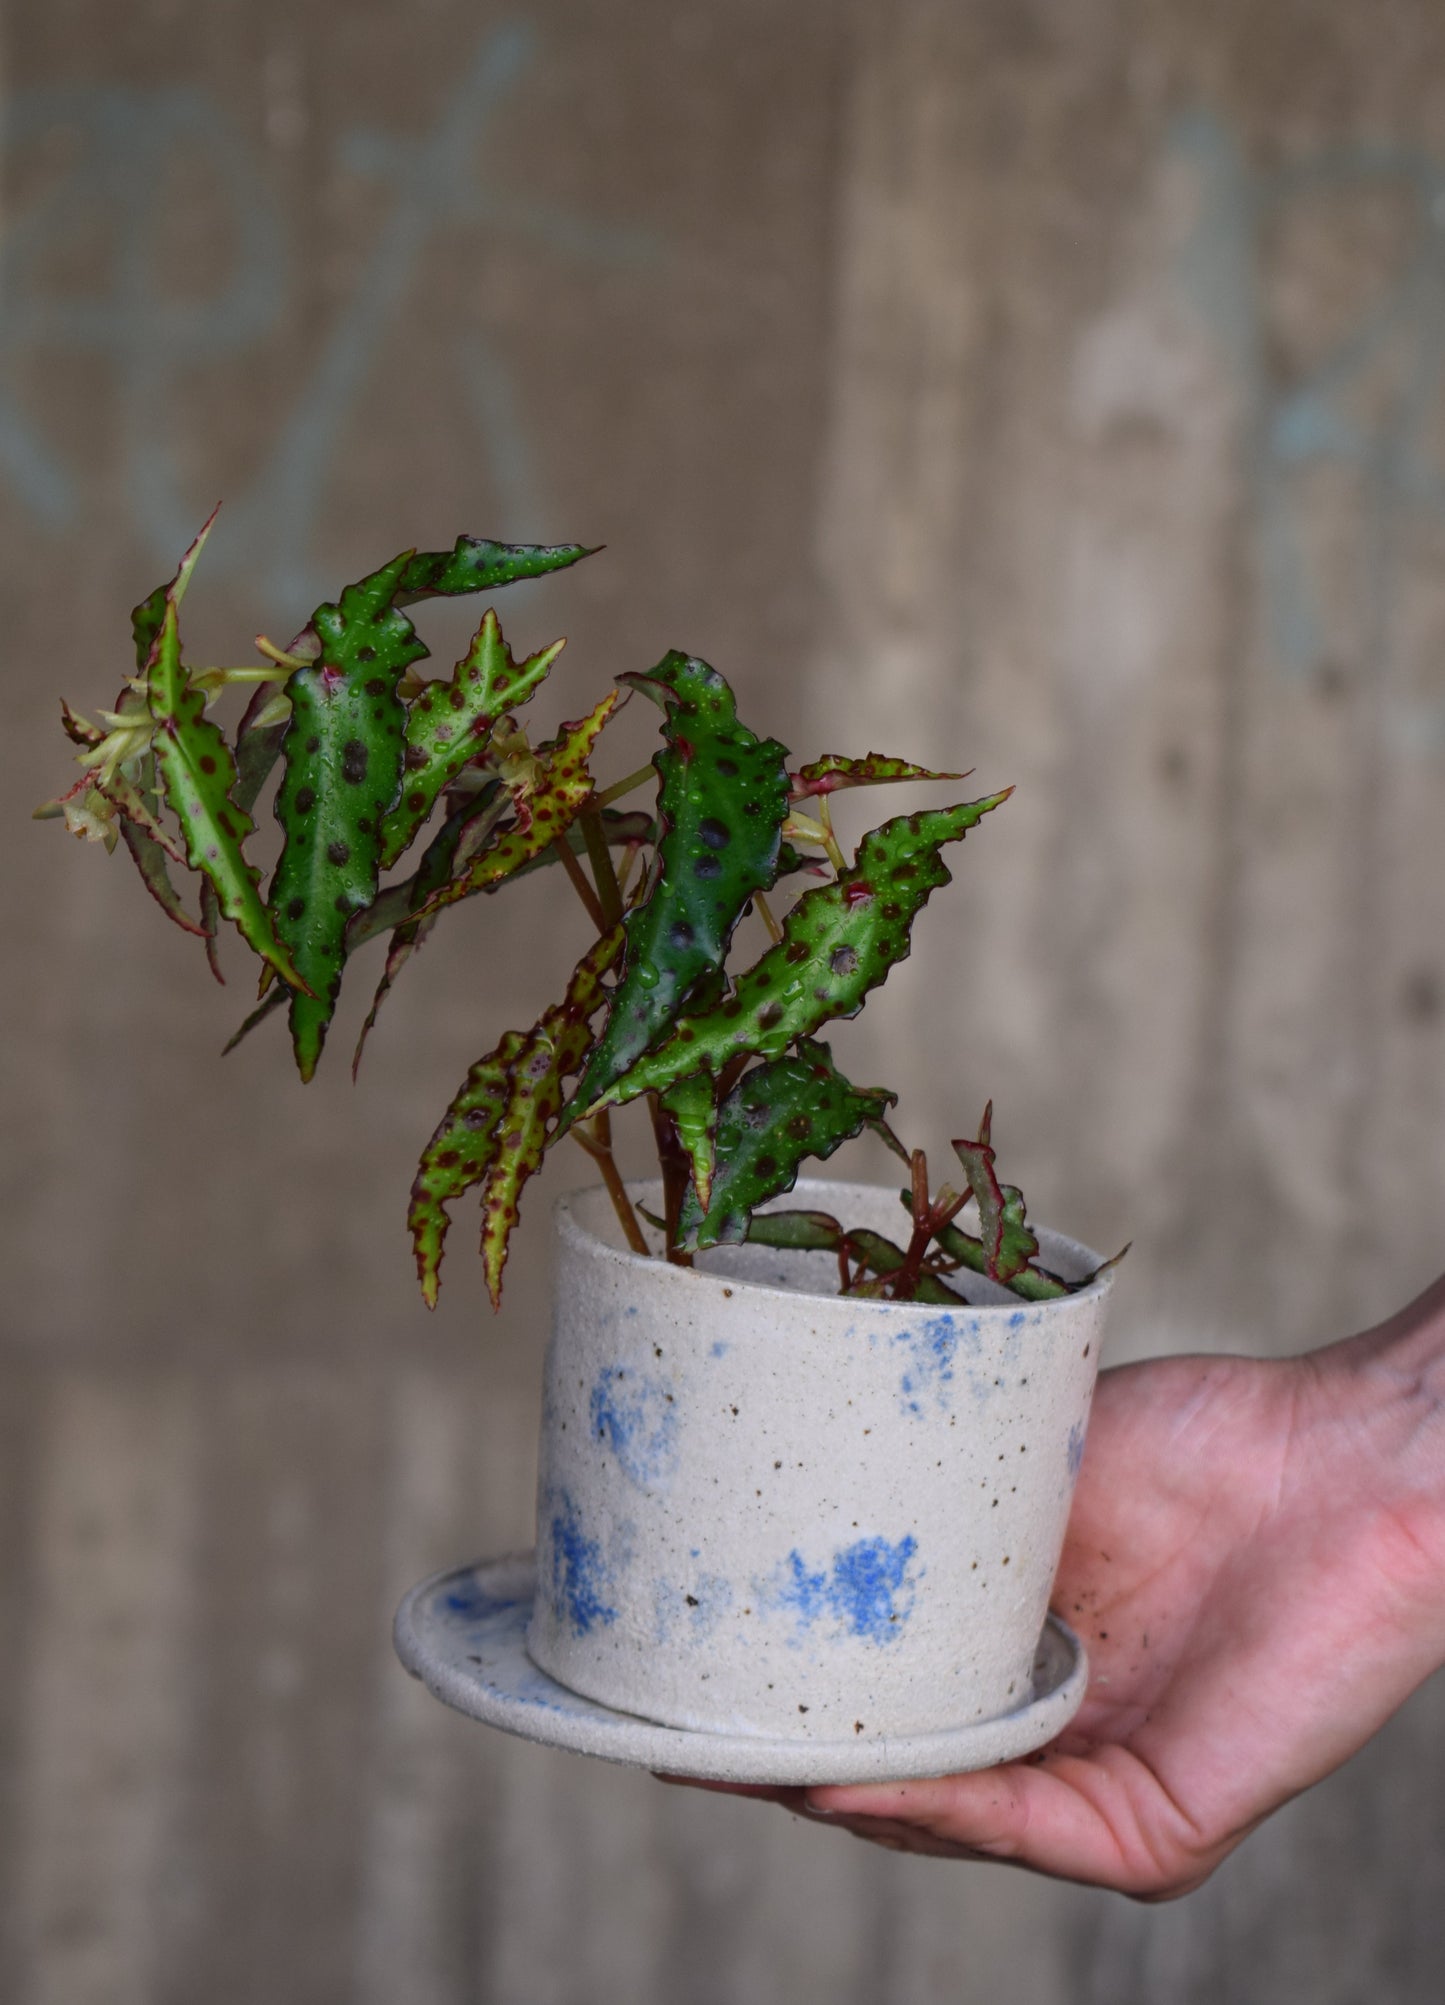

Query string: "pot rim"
[[555, 1175, 1117, 1320]]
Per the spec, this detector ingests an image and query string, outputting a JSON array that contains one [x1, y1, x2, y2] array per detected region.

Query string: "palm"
[[691, 1331, 1445, 1899]]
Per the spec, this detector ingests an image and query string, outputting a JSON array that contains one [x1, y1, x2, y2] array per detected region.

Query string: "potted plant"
[[39, 517, 1121, 1783]]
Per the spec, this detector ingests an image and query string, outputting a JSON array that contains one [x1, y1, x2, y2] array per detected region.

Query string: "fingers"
[[802, 1749, 1219, 1898], [651, 1774, 994, 1859], [655, 1750, 1229, 1899], [806, 1767, 1041, 1861], [652, 1775, 803, 1803]]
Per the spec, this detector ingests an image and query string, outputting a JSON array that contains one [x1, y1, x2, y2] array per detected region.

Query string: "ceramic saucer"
[[394, 1553, 1088, 1785]]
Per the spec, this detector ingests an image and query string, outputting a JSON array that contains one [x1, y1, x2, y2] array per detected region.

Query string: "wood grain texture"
[[4, 0, 1444, 1997]]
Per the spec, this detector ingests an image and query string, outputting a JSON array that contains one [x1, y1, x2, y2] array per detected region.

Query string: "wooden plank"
[[0, 1366, 35, 2005], [353, 1368, 481, 2005], [15, 1373, 198, 2005], [158, 1367, 385, 2003]]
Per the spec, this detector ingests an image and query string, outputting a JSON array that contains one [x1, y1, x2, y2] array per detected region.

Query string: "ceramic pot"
[[525, 1178, 1113, 1742]]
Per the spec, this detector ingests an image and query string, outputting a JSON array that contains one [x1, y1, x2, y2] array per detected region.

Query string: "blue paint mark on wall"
[[1171, 108, 1445, 753], [771, 1533, 920, 1643], [0, 26, 661, 612], [589, 1366, 679, 1489], [546, 1490, 616, 1635]]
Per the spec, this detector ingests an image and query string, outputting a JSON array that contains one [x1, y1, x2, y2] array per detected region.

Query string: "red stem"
[[571, 1113, 649, 1257], [647, 1094, 693, 1266], [891, 1149, 937, 1300]]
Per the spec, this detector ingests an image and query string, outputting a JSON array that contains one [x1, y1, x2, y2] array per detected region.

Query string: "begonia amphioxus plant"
[[39, 519, 1119, 1310]]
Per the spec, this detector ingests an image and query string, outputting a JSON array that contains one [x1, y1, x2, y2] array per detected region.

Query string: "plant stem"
[[817, 797, 848, 875], [580, 807, 625, 929], [553, 835, 607, 932], [717, 1052, 751, 1099], [253, 636, 309, 669], [571, 1115, 650, 1256], [647, 1094, 694, 1266], [616, 840, 645, 903], [891, 1149, 936, 1300], [596, 762, 657, 809], [753, 890, 783, 944]]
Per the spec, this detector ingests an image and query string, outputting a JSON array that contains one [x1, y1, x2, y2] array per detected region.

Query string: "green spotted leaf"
[[269, 540, 594, 1080], [565, 652, 790, 1123], [352, 782, 504, 1074], [57, 698, 103, 752], [103, 767, 187, 868], [409, 1030, 528, 1310], [233, 707, 290, 818], [740, 1207, 845, 1252], [280, 538, 594, 662], [742, 1210, 965, 1304], [59, 701, 210, 950], [210, 695, 290, 988], [586, 791, 1012, 1112], [410, 926, 623, 1308], [950, 1107, 1041, 1283], [378, 610, 565, 869], [199, 878, 224, 983], [221, 984, 288, 1056], [270, 548, 430, 1078], [479, 927, 624, 1308], [659, 1071, 719, 1211], [145, 520, 308, 994], [131, 582, 169, 669], [791, 752, 967, 798], [924, 1210, 1069, 1302], [394, 536, 595, 606], [112, 750, 208, 942], [676, 1041, 895, 1248], [118, 818, 208, 939], [409, 694, 619, 923], [348, 805, 651, 958]]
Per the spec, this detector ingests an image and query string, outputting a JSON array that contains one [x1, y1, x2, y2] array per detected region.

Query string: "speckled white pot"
[[526, 1178, 1113, 1742]]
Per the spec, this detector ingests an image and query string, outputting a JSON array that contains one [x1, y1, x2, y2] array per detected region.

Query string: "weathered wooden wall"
[[4, 0, 1444, 1998]]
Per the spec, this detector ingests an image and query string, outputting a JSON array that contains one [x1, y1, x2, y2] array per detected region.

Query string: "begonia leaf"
[[676, 1041, 894, 1248], [659, 1070, 719, 1212], [742, 1210, 965, 1304], [269, 550, 427, 1078], [583, 792, 1012, 1111], [410, 926, 623, 1308], [479, 926, 624, 1307], [791, 752, 967, 798], [352, 782, 503, 1074], [408, 694, 618, 923], [393, 536, 595, 607], [950, 1106, 1042, 1283], [410, 1031, 528, 1310], [270, 541, 595, 1080], [144, 517, 307, 994], [563, 653, 790, 1124], [379, 610, 564, 869]]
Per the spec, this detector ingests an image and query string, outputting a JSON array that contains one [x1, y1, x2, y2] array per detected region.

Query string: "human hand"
[[671, 1278, 1445, 1899]]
